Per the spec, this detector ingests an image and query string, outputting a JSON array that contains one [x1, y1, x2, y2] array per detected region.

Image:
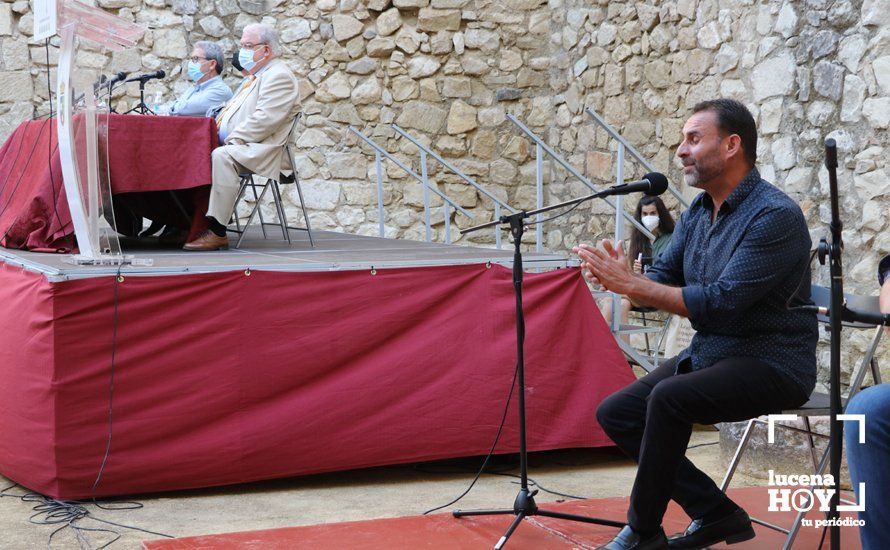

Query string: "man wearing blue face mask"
[[165, 41, 233, 117], [184, 23, 300, 251]]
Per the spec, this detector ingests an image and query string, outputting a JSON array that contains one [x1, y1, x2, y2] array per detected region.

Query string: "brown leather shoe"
[[182, 230, 229, 251]]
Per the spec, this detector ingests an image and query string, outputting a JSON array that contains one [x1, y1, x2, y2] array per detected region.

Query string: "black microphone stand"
[[125, 79, 154, 115], [455, 190, 627, 549], [818, 138, 843, 550]]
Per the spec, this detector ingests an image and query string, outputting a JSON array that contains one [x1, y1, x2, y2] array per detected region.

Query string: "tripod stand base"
[[453, 489, 624, 549]]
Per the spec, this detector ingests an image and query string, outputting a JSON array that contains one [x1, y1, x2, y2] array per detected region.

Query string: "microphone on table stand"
[[125, 70, 166, 83], [124, 70, 167, 115]]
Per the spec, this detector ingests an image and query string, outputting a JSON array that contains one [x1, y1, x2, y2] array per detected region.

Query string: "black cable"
[[523, 199, 586, 228], [686, 441, 718, 450], [43, 38, 67, 238], [91, 265, 121, 500], [45, 39, 53, 120], [786, 249, 820, 312], [489, 471, 588, 501], [422, 357, 521, 515], [0, 268, 174, 547]]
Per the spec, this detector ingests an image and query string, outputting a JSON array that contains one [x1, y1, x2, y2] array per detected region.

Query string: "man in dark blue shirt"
[[575, 99, 817, 550]]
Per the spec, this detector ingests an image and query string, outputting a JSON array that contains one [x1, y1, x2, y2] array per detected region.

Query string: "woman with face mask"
[[601, 195, 676, 342], [628, 195, 676, 275]]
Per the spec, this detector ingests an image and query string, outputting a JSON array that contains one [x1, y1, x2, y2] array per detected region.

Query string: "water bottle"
[[151, 91, 164, 115]]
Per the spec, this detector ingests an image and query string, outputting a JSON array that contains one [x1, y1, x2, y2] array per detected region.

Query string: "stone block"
[[862, 98, 890, 129], [351, 76, 382, 105], [407, 55, 440, 78], [237, 0, 266, 15], [296, 128, 336, 147], [840, 75, 866, 123], [812, 60, 844, 101], [446, 99, 477, 134], [281, 19, 312, 43], [586, 150, 611, 181], [1, 38, 29, 70], [333, 14, 364, 42], [441, 76, 471, 98], [152, 29, 188, 59], [417, 8, 461, 32], [390, 75, 418, 101], [301, 180, 342, 210], [376, 7, 402, 37], [317, 72, 353, 103], [751, 52, 795, 101], [395, 100, 447, 133], [873, 56, 890, 96], [0, 71, 32, 101], [327, 152, 367, 179], [198, 15, 228, 38]]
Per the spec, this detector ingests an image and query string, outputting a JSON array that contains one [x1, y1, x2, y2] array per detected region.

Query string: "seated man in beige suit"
[[184, 23, 300, 251]]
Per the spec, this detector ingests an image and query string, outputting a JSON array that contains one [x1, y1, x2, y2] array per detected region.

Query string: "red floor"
[[143, 487, 862, 549]]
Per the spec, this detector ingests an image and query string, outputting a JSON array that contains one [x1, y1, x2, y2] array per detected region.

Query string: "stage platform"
[[0, 230, 634, 500], [142, 486, 862, 549], [0, 229, 574, 281]]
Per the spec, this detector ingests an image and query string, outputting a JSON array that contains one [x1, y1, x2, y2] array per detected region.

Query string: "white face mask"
[[642, 215, 659, 231]]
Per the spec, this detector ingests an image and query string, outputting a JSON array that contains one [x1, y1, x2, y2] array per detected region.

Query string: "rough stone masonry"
[[0, 0, 886, 395]]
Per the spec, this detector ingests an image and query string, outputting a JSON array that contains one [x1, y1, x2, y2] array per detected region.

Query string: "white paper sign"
[[33, 0, 58, 41]]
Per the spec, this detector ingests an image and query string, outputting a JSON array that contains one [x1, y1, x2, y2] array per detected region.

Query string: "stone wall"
[[0, 0, 886, 382]]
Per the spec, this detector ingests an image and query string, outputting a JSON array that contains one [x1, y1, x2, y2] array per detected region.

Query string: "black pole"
[[454, 210, 623, 549], [510, 216, 529, 494], [824, 138, 842, 550]]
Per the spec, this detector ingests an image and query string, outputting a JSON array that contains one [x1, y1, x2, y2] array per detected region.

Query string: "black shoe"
[[667, 508, 755, 549], [597, 525, 669, 550]]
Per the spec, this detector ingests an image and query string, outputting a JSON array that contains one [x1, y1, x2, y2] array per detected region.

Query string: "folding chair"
[[720, 285, 884, 549], [595, 290, 674, 373], [229, 113, 314, 248]]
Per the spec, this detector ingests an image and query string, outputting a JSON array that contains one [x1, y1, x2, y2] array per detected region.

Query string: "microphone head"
[[116, 71, 129, 79], [643, 172, 669, 196], [156, 69, 166, 78]]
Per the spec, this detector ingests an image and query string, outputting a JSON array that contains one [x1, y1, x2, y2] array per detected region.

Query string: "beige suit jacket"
[[221, 58, 300, 180]]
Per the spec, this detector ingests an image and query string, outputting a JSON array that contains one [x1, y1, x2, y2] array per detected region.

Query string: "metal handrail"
[[506, 113, 655, 241], [390, 124, 515, 248], [391, 124, 516, 214], [585, 107, 690, 208], [349, 126, 474, 243]]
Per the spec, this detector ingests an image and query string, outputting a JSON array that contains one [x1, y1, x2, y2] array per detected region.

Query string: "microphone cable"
[[421, 352, 521, 515], [44, 37, 68, 242]]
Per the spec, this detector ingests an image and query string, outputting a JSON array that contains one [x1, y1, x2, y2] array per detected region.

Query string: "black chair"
[[719, 285, 883, 549]]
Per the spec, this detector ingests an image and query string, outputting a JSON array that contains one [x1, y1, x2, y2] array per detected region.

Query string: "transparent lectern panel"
[[56, 1, 147, 265], [66, 36, 122, 259]]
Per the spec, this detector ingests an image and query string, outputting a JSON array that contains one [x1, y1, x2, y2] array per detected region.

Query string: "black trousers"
[[596, 356, 809, 532]]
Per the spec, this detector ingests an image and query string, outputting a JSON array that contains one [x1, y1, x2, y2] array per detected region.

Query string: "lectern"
[[53, 0, 145, 264]]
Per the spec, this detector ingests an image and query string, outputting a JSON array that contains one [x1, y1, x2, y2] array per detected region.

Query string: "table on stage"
[[0, 113, 218, 252]]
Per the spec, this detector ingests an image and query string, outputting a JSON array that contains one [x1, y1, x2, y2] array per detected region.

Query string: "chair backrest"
[[809, 285, 884, 404], [810, 285, 882, 329], [281, 112, 303, 181]]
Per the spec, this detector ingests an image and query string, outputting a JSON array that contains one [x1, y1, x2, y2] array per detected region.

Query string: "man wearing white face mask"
[[184, 23, 300, 251], [166, 41, 233, 117]]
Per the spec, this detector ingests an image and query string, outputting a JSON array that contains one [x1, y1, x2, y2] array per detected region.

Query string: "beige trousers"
[[207, 145, 247, 223]]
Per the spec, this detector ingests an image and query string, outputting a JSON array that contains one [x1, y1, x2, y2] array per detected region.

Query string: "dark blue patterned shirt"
[[646, 168, 817, 395]]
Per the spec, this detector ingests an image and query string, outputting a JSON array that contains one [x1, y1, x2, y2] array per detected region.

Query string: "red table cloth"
[[0, 262, 635, 500], [0, 114, 218, 252]]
